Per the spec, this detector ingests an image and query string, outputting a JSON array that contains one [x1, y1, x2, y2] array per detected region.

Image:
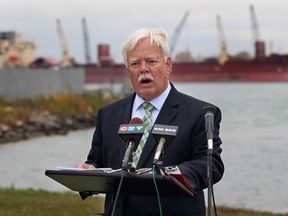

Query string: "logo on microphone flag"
[[136, 126, 144, 130], [119, 125, 144, 132]]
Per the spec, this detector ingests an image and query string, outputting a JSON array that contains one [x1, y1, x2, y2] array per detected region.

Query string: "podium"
[[45, 169, 194, 215]]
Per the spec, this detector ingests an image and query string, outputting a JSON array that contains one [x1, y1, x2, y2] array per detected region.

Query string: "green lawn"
[[0, 188, 287, 216], [0, 188, 104, 216]]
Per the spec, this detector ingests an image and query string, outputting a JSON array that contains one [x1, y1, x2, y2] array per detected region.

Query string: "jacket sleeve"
[[177, 106, 224, 191], [85, 108, 104, 168]]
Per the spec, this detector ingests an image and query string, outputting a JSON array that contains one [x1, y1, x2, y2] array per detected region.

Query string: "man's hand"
[[75, 163, 96, 169]]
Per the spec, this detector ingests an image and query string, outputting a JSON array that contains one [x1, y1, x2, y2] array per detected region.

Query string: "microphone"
[[202, 105, 216, 151], [118, 117, 145, 171], [152, 124, 178, 165], [202, 106, 216, 216]]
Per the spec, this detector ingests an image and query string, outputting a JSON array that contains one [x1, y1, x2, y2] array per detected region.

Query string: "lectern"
[[45, 169, 194, 215]]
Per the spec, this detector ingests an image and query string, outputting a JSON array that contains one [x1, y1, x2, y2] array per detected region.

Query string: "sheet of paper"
[[56, 166, 113, 172]]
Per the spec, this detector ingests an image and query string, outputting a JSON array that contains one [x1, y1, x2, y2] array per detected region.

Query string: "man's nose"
[[140, 61, 149, 72]]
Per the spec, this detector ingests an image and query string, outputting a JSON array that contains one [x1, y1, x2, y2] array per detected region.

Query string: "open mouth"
[[138, 74, 154, 84], [140, 78, 153, 84]]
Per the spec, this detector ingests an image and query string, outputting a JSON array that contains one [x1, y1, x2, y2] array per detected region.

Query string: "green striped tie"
[[132, 102, 154, 168]]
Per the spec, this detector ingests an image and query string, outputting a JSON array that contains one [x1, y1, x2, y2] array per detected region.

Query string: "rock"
[[0, 111, 97, 144]]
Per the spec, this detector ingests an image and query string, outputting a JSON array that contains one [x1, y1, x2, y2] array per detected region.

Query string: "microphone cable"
[[152, 164, 163, 216], [111, 170, 125, 216]]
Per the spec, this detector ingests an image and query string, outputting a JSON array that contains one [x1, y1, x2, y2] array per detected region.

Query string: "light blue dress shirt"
[[131, 83, 171, 124]]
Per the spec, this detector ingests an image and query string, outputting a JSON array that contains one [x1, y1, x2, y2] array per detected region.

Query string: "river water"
[[0, 82, 287, 213]]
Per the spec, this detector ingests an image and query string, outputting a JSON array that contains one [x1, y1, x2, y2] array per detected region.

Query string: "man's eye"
[[148, 59, 157, 65], [130, 62, 139, 67]]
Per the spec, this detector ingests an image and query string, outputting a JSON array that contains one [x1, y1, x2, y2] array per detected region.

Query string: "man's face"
[[127, 37, 172, 101]]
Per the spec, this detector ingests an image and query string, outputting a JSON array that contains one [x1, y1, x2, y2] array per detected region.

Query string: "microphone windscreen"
[[129, 117, 143, 124], [203, 105, 216, 115]]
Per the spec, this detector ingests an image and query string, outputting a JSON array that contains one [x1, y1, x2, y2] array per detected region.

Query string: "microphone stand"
[[153, 151, 167, 176], [207, 139, 213, 216], [122, 140, 136, 172], [153, 137, 167, 175], [203, 105, 216, 216], [153, 160, 166, 175]]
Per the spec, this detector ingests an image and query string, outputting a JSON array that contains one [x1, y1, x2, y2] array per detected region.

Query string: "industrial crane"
[[216, 14, 229, 64], [82, 17, 91, 64], [170, 10, 190, 57], [56, 19, 71, 67], [250, 5, 265, 59], [250, 5, 260, 44]]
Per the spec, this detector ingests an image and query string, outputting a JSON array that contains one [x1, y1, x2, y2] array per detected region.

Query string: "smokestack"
[[255, 41, 265, 60], [97, 44, 112, 67]]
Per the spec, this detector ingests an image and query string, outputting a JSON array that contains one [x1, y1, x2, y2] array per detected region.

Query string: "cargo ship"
[[84, 6, 288, 83], [84, 44, 288, 83], [2, 7, 287, 83], [2, 31, 287, 83]]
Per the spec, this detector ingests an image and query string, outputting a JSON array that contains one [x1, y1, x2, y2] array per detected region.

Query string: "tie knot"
[[142, 102, 154, 111]]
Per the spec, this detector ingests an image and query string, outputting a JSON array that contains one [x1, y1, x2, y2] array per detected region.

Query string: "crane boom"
[[82, 17, 91, 64], [56, 19, 71, 67], [250, 4, 260, 43], [216, 14, 228, 64], [249, 5, 265, 59], [170, 10, 190, 56]]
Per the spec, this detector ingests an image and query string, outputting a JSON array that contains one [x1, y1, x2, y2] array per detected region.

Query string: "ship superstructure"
[[0, 31, 36, 68]]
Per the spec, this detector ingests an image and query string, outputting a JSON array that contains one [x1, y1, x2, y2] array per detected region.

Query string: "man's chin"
[[137, 89, 156, 101]]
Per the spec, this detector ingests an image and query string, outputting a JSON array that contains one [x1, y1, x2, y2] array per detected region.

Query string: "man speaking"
[[76, 27, 224, 216]]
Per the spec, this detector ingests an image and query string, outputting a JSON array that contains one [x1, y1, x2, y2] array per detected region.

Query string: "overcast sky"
[[1, 0, 287, 63]]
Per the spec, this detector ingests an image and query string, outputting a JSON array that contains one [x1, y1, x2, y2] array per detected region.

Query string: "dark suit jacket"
[[86, 83, 224, 216]]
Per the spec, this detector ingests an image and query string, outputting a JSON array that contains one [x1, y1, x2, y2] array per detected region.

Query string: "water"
[[0, 129, 93, 191], [1, 83, 288, 213]]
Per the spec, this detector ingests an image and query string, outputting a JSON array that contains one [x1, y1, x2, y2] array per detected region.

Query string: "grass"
[[216, 206, 288, 216], [0, 188, 104, 216], [0, 188, 287, 216], [0, 90, 119, 125]]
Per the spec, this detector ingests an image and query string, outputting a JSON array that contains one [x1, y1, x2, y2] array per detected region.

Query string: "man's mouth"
[[140, 78, 153, 84], [138, 73, 154, 84]]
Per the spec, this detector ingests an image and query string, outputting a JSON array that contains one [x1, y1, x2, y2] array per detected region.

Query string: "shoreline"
[[0, 111, 96, 144], [0, 89, 120, 145]]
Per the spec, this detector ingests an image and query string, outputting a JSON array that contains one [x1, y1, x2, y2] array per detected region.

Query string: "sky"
[[1, 0, 288, 64]]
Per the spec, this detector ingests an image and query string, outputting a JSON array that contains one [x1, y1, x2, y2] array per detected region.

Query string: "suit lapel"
[[137, 86, 180, 168]]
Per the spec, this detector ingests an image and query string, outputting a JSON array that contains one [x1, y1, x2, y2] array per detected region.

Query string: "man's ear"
[[166, 57, 172, 75]]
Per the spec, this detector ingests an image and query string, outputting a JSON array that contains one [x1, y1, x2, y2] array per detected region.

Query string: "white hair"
[[121, 28, 170, 67]]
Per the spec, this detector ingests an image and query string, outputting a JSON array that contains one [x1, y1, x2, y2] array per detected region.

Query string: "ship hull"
[[84, 61, 288, 83]]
